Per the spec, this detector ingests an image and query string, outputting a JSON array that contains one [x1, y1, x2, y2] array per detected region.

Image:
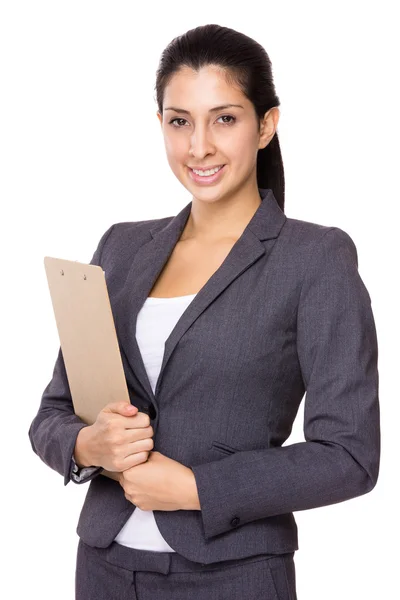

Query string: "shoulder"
[[112, 214, 173, 239], [101, 215, 174, 251], [92, 215, 174, 270], [281, 216, 358, 264]]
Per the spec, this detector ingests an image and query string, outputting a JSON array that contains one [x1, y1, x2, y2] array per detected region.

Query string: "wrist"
[[74, 425, 97, 468], [183, 468, 201, 511]]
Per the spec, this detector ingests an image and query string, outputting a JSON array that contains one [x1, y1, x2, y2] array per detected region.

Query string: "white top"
[[113, 292, 197, 551]]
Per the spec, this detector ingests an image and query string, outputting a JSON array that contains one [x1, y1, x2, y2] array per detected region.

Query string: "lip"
[[188, 164, 226, 185]]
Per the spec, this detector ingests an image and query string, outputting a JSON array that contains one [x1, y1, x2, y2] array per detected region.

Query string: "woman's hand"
[[74, 401, 154, 472], [118, 451, 200, 511]]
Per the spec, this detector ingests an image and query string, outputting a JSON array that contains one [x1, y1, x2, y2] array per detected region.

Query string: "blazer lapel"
[[114, 188, 286, 408]]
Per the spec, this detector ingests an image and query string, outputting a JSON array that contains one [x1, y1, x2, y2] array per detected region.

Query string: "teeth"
[[192, 165, 223, 176]]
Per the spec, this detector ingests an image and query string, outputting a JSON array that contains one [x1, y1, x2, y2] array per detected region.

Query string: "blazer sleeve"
[[190, 227, 380, 540], [71, 454, 103, 483], [28, 224, 116, 486]]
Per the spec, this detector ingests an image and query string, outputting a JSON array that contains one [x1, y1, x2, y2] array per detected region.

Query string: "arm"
[[190, 227, 380, 540], [70, 425, 103, 484], [28, 224, 116, 486], [182, 468, 201, 510], [71, 453, 102, 484]]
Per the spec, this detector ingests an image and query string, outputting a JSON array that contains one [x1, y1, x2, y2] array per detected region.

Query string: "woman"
[[28, 24, 380, 599]]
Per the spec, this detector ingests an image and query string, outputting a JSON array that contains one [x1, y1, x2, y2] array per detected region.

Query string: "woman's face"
[[157, 65, 278, 203]]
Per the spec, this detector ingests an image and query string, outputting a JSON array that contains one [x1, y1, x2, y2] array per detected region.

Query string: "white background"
[[1, 1, 397, 598]]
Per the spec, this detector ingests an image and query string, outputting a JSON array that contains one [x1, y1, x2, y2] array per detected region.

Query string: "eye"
[[169, 117, 188, 127], [168, 115, 236, 128], [217, 115, 236, 125]]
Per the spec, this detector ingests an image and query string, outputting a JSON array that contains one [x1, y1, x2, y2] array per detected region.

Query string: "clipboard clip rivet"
[[60, 269, 64, 276], [83, 274, 87, 280]]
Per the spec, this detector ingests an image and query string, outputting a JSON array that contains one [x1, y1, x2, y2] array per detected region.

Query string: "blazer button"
[[231, 516, 240, 527]]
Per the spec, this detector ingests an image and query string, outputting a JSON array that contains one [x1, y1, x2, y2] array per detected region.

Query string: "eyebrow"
[[164, 103, 244, 115]]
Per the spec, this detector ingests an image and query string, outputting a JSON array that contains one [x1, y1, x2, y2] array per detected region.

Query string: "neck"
[[181, 181, 262, 244]]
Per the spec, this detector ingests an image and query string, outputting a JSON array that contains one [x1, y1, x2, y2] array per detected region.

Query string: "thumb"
[[103, 401, 138, 415]]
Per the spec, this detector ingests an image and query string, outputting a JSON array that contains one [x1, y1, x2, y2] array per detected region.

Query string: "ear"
[[157, 111, 163, 126], [258, 107, 280, 150]]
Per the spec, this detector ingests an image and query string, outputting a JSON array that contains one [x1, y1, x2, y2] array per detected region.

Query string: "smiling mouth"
[[189, 165, 226, 174], [189, 164, 225, 171]]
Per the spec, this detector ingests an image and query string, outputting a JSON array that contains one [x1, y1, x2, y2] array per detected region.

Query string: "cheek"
[[233, 127, 258, 151], [164, 134, 186, 160], [221, 128, 258, 162]]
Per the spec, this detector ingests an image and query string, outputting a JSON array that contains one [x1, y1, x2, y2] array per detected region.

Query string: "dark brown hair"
[[154, 24, 285, 211]]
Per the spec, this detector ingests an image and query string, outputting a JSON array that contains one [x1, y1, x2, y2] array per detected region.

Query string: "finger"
[[123, 426, 153, 443], [123, 413, 151, 429], [103, 401, 138, 416], [126, 438, 154, 456]]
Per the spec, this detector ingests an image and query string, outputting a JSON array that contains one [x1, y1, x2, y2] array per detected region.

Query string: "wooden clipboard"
[[44, 256, 129, 482]]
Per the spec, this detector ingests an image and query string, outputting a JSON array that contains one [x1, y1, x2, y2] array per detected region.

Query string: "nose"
[[189, 125, 216, 159]]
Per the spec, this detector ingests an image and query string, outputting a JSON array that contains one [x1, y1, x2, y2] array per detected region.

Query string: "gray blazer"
[[28, 187, 380, 564]]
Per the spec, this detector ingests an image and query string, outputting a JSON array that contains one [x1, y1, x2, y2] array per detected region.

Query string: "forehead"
[[164, 65, 248, 108]]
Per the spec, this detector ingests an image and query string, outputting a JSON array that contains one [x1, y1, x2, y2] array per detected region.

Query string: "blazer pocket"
[[211, 440, 239, 456]]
